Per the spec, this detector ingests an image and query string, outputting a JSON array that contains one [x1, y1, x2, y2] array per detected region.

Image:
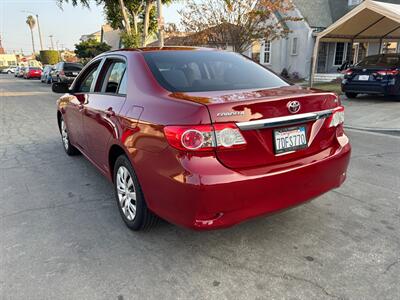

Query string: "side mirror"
[[52, 82, 70, 94]]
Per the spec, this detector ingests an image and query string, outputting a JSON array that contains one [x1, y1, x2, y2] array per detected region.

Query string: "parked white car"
[[1, 66, 16, 74]]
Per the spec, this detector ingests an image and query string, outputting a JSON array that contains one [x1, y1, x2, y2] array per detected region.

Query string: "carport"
[[310, 0, 400, 86]]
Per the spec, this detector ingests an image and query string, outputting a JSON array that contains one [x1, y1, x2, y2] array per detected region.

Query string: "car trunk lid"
[[169, 86, 340, 169]]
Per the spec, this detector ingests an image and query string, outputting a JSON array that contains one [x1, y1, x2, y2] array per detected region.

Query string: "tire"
[[60, 116, 80, 156], [113, 155, 159, 231], [345, 92, 358, 99]]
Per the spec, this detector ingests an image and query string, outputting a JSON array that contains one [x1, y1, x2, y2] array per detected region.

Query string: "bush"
[[280, 68, 289, 79], [40, 50, 60, 65], [120, 32, 141, 48]]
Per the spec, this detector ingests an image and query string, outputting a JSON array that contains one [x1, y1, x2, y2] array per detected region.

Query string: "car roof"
[[105, 46, 218, 55]]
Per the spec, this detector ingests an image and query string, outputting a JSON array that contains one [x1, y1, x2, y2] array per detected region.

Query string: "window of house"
[[251, 41, 261, 63], [334, 42, 347, 66], [348, 0, 361, 6], [263, 41, 271, 64], [291, 37, 298, 55]]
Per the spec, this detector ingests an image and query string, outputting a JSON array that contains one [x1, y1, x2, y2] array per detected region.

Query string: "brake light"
[[377, 70, 399, 76], [343, 69, 353, 76], [164, 123, 246, 151], [329, 106, 345, 128]]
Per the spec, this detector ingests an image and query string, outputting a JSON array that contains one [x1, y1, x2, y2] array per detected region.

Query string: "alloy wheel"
[[116, 166, 137, 221]]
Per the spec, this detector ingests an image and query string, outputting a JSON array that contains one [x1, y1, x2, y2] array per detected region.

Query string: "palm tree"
[[26, 15, 36, 54]]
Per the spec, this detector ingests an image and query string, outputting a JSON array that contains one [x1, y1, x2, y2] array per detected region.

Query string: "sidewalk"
[[341, 95, 400, 131]]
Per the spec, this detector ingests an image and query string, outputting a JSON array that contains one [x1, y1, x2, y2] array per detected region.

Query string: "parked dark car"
[[341, 54, 400, 98], [41, 65, 53, 83], [50, 62, 83, 84], [52, 47, 350, 231]]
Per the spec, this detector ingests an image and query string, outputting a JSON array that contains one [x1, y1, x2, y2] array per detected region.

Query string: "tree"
[[56, 0, 172, 47], [74, 39, 111, 63], [179, 0, 301, 53], [26, 15, 36, 54]]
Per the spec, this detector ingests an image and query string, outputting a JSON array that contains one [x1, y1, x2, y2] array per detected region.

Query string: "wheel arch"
[[108, 144, 130, 182]]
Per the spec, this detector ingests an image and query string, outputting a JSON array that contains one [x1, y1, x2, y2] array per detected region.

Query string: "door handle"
[[105, 107, 115, 117]]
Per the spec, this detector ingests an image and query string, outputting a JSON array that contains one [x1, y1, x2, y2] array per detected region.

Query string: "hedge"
[[40, 50, 60, 65]]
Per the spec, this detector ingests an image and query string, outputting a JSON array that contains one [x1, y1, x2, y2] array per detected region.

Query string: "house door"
[[317, 43, 328, 73]]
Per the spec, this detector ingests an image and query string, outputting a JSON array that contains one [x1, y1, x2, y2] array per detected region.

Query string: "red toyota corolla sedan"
[[53, 47, 351, 231]]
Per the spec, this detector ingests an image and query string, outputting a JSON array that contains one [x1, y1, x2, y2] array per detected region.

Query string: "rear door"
[[83, 56, 127, 172]]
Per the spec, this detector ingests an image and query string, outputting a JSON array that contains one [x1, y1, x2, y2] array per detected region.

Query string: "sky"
[[0, 0, 184, 54]]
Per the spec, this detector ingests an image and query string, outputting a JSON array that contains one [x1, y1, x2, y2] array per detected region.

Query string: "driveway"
[[342, 95, 399, 131], [1, 75, 399, 299]]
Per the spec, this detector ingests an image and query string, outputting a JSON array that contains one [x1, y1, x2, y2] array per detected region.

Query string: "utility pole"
[[49, 35, 54, 50], [156, 0, 164, 47]]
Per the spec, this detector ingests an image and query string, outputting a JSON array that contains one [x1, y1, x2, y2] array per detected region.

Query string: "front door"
[[83, 57, 127, 172]]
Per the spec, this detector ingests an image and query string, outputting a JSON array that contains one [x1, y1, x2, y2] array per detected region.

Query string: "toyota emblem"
[[287, 101, 301, 114]]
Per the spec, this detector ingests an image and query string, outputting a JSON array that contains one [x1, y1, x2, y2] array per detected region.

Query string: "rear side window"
[[143, 51, 289, 92], [64, 63, 83, 71], [98, 59, 126, 94], [358, 55, 400, 68]]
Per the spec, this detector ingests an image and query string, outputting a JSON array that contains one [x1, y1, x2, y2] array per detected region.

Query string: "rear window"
[[143, 51, 289, 92], [357, 55, 400, 68], [64, 63, 83, 71], [30, 67, 40, 70]]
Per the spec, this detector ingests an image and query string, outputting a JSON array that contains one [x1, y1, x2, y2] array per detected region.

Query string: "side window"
[[101, 59, 126, 94], [118, 71, 127, 95], [76, 62, 100, 93]]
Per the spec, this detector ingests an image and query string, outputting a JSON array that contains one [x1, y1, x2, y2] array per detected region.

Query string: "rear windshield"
[[30, 67, 40, 70], [357, 55, 400, 68], [64, 63, 83, 71], [143, 51, 289, 92]]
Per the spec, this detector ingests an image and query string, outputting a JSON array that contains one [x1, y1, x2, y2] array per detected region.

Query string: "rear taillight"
[[329, 106, 345, 128], [343, 69, 353, 76], [377, 70, 399, 76], [164, 123, 246, 152]]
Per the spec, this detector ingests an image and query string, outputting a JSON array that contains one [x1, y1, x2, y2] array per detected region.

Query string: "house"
[[250, 0, 400, 80], [79, 30, 102, 42], [101, 24, 121, 50]]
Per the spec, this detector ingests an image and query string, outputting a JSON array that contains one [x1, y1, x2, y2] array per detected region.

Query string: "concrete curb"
[[344, 125, 400, 133]]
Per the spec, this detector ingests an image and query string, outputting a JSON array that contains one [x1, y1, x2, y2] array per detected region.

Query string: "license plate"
[[274, 126, 307, 154], [72, 72, 78, 76], [358, 75, 369, 81]]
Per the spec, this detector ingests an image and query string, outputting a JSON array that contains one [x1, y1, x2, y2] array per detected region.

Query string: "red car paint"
[[56, 48, 351, 230], [24, 67, 42, 79]]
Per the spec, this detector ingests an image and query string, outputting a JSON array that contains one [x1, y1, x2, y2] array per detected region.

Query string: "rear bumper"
[[342, 80, 400, 95], [136, 133, 351, 230]]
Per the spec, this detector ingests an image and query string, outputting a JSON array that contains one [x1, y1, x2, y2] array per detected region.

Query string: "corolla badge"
[[216, 111, 245, 117], [287, 101, 301, 114]]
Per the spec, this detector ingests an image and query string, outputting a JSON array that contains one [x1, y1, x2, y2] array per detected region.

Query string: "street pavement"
[[0, 74, 399, 300]]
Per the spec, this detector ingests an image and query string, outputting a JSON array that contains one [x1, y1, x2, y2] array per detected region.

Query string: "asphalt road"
[[1, 74, 399, 300]]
